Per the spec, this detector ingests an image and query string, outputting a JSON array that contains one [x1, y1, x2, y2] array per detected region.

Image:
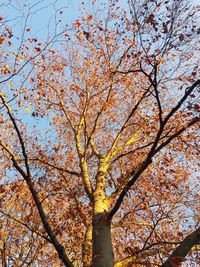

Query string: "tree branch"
[[108, 80, 200, 220], [162, 226, 200, 267], [0, 101, 73, 267], [0, 210, 51, 243], [29, 158, 81, 177], [0, 94, 30, 177]]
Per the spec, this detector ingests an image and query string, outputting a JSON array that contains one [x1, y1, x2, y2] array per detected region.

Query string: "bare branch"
[[0, 210, 51, 243], [29, 158, 81, 177]]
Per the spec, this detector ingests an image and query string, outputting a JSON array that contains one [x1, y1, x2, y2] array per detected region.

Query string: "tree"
[[0, 0, 200, 266]]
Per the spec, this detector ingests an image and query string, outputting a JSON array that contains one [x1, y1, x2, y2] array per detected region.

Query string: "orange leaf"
[[87, 15, 93, 21], [35, 47, 41, 52], [0, 37, 5, 44]]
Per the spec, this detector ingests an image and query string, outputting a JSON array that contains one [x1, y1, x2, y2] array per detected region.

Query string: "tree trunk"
[[82, 224, 92, 267], [92, 213, 114, 267]]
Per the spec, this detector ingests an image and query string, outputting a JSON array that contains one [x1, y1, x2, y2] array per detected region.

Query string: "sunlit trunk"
[[82, 224, 92, 267], [92, 157, 114, 267]]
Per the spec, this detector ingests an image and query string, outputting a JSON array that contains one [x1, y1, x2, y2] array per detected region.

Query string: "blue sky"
[[1, 0, 82, 36], [0, 0, 130, 38], [1, 0, 198, 41]]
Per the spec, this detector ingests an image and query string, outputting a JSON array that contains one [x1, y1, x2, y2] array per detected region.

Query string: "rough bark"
[[162, 226, 200, 267], [92, 213, 114, 267]]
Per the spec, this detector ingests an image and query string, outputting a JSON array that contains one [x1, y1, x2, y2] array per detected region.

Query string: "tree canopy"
[[0, 0, 200, 266]]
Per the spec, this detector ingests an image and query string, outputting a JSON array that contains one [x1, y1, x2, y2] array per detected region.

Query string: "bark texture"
[[92, 213, 114, 267]]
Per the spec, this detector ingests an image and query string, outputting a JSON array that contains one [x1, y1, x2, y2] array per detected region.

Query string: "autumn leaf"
[[0, 37, 5, 44], [87, 15, 93, 21], [75, 20, 81, 27], [35, 47, 41, 52]]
